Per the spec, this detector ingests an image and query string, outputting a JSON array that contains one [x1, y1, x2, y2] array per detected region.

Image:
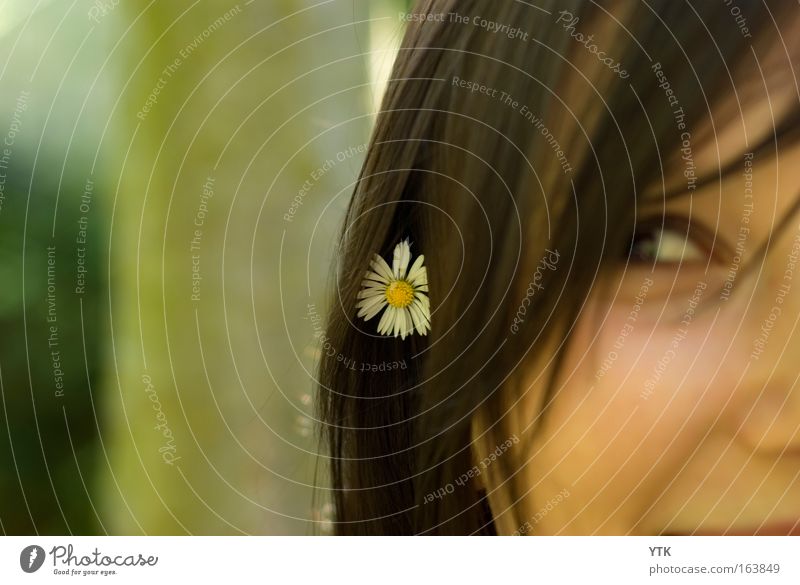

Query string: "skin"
[[480, 41, 800, 536]]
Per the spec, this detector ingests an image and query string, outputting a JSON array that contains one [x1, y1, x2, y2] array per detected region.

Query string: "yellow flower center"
[[385, 280, 414, 308]]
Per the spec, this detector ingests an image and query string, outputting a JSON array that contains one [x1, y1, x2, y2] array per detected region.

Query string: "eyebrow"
[[663, 105, 800, 201]]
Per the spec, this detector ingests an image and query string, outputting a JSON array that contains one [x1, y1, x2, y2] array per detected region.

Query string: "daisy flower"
[[355, 239, 430, 339]]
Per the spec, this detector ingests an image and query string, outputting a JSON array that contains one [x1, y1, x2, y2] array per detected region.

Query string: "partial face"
[[499, 50, 800, 536]]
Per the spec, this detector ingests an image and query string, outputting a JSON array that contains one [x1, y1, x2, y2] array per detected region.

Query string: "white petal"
[[362, 284, 387, 295], [362, 270, 389, 286], [362, 299, 387, 321], [413, 303, 430, 334], [406, 255, 426, 285], [408, 302, 427, 335], [407, 302, 422, 329], [404, 309, 416, 338], [399, 309, 409, 338], [393, 305, 403, 337], [412, 297, 431, 332], [392, 240, 411, 279], [356, 294, 385, 317], [397, 309, 407, 340], [377, 306, 395, 335], [356, 293, 385, 305], [390, 307, 401, 337], [357, 285, 387, 299], [357, 283, 386, 296], [370, 254, 394, 282], [414, 268, 428, 288]]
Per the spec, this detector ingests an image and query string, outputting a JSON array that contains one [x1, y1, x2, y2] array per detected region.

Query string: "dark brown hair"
[[317, 0, 799, 534]]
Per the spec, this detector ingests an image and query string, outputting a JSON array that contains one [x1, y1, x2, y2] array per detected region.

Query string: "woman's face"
[[504, 83, 800, 535]]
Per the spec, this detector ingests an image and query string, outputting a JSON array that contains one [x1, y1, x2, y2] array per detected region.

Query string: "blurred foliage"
[[0, 0, 408, 535], [0, 4, 110, 533]]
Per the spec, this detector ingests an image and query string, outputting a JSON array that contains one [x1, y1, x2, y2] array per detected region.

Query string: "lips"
[[687, 521, 800, 536]]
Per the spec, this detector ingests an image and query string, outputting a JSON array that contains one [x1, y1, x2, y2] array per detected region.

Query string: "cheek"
[[520, 301, 743, 530]]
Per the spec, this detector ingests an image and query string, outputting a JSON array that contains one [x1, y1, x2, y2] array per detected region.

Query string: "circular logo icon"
[[20, 545, 46, 573]]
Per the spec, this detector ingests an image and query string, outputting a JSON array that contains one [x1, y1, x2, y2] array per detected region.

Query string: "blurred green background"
[[0, 0, 410, 535]]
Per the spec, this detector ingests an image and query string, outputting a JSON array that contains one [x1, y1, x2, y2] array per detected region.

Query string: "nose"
[[731, 226, 800, 455]]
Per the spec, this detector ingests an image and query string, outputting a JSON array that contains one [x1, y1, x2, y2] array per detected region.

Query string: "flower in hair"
[[356, 238, 430, 339]]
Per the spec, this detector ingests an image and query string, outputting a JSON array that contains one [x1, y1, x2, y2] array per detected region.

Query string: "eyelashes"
[[627, 214, 724, 266]]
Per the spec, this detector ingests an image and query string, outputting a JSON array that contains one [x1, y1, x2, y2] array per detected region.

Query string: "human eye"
[[628, 215, 714, 266]]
